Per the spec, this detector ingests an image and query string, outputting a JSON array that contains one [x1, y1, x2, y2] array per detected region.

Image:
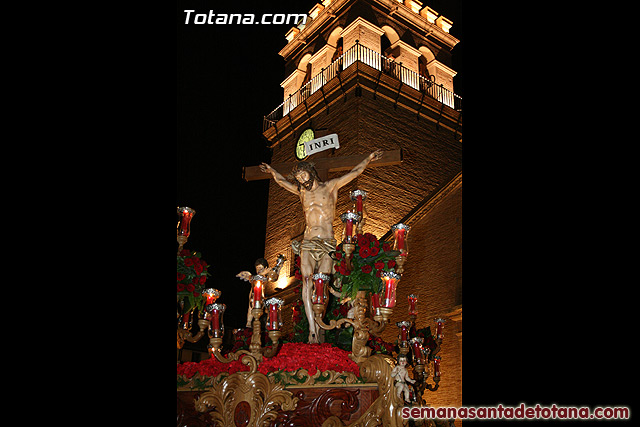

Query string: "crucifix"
[[241, 138, 402, 344], [242, 149, 403, 182]]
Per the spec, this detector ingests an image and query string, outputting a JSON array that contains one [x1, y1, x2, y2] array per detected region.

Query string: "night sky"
[[177, 0, 463, 330]]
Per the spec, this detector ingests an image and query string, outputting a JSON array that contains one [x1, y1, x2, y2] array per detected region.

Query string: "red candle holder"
[[202, 288, 221, 306], [391, 223, 410, 255], [181, 309, 193, 330], [207, 303, 225, 338], [177, 207, 196, 237], [340, 211, 361, 244], [250, 275, 267, 309], [380, 271, 401, 308], [350, 189, 368, 216], [396, 320, 411, 343], [409, 337, 425, 365], [433, 355, 441, 377], [408, 294, 418, 315], [435, 317, 445, 339], [311, 273, 330, 305], [264, 297, 284, 331], [371, 292, 381, 317]]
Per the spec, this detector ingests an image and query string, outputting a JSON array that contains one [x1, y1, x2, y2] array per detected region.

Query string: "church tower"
[[245, 0, 462, 417]]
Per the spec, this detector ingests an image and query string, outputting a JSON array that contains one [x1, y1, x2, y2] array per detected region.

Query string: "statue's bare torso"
[[259, 149, 382, 343], [300, 181, 337, 240]]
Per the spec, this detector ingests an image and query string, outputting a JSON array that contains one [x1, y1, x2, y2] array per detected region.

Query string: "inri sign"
[[305, 133, 340, 155]]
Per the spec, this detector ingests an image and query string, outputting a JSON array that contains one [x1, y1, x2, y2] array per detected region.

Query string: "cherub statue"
[[391, 354, 416, 403], [236, 258, 272, 327]]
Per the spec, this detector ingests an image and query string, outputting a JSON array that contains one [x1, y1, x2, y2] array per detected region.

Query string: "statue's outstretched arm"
[[260, 162, 299, 195], [332, 149, 383, 189]]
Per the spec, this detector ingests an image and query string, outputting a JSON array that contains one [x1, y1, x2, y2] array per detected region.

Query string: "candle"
[[265, 298, 284, 331], [350, 190, 367, 215], [182, 310, 192, 329], [396, 320, 411, 342], [396, 227, 406, 251], [268, 303, 278, 330], [381, 271, 401, 308], [433, 356, 441, 377], [211, 307, 220, 330], [435, 318, 445, 339], [408, 294, 418, 315], [345, 218, 353, 238], [371, 293, 380, 315], [409, 337, 425, 365], [391, 223, 410, 254], [208, 303, 225, 338], [340, 212, 361, 243], [312, 273, 330, 304], [203, 288, 220, 305], [251, 275, 266, 308], [177, 207, 195, 237]]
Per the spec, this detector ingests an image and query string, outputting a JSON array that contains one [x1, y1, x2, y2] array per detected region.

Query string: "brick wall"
[[263, 92, 461, 294], [262, 86, 462, 421], [379, 182, 462, 416]]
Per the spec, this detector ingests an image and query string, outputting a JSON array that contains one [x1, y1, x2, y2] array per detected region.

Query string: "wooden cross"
[[242, 148, 403, 182]]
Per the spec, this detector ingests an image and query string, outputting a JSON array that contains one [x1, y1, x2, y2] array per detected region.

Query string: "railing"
[[263, 42, 462, 132]]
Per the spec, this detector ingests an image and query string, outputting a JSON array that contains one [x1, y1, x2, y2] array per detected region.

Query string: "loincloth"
[[291, 237, 337, 262]]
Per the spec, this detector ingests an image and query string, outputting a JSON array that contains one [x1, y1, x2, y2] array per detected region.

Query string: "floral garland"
[[177, 249, 211, 313], [333, 232, 400, 301], [177, 342, 362, 387]]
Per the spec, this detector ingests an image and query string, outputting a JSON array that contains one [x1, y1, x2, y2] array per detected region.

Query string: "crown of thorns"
[[287, 161, 318, 182]]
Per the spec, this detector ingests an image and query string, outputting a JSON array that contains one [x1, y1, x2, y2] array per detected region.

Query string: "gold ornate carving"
[[194, 354, 298, 426], [178, 367, 362, 392], [315, 291, 386, 364], [321, 354, 405, 427]]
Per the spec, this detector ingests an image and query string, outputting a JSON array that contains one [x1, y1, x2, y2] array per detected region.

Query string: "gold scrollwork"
[[194, 354, 298, 426]]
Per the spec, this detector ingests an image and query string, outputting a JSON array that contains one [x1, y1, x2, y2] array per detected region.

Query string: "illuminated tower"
[[247, 0, 462, 418]]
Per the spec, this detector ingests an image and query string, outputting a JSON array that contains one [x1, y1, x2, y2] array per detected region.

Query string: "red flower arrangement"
[[177, 249, 211, 313], [177, 342, 361, 381], [333, 232, 400, 300]]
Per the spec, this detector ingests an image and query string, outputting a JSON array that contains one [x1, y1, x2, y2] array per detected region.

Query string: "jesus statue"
[[259, 149, 383, 343]]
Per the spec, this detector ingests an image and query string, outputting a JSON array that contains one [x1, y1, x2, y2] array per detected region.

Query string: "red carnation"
[[361, 265, 372, 274], [184, 258, 194, 267], [374, 261, 384, 270], [186, 283, 195, 292], [370, 246, 380, 257], [359, 247, 370, 258]]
